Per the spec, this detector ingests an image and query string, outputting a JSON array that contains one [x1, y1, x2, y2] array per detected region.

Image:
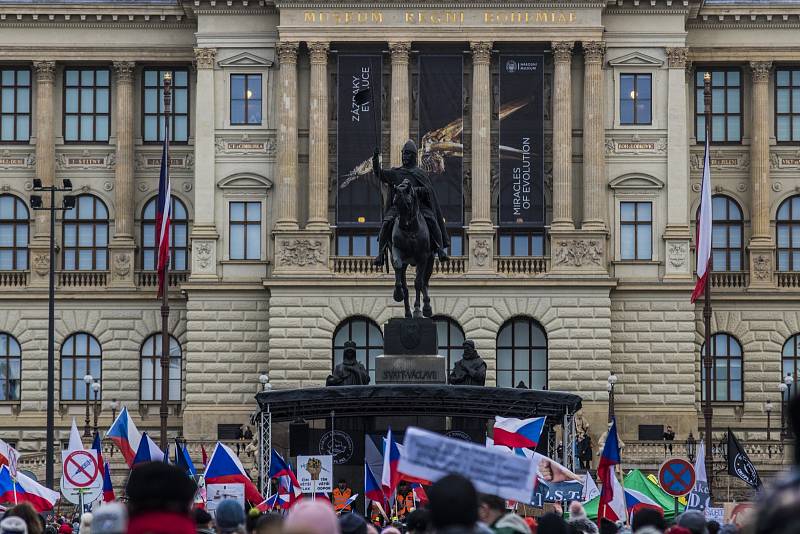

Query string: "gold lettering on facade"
[[782, 158, 800, 166], [486, 10, 577, 24], [303, 11, 382, 24], [711, 158, 738, 166], [146, 157, 184, 168], [0, 158, 24, 166], [404, 11, 464, 24], [68, 158, 105, 166], [301, 9, 574, 26], [227, 142, 265, 151], [617, 143, 655, 150]]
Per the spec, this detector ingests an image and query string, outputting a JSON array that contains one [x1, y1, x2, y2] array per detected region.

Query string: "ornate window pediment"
[[217, 52, 273, 69], [609, 173, 664, 190], [608, 52, 663, 68], [218, 173, 273, 190]]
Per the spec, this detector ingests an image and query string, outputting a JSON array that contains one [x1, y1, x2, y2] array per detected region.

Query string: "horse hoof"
[[422, 305, 432, 318], [413, 310, 423, 319], [393, 287, 404, 302], [405, 311, 413, 318]]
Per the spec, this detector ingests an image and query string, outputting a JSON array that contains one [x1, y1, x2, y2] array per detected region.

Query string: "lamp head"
[[607, 374, 618, 386], [62, 178, 72, 191], [110, 398, 119, 410], [780, 383, 788, 393], [63, 195, 76, 210], [258, 373, 269, 385], [83, 374, 93, 385], [704, 71, 711, 82], [91, 382, 100, 393], [785, 373, 794, 385], [30, 195, 42, 209], [765, 400, 773, 412], [32, 178, 43, 191]]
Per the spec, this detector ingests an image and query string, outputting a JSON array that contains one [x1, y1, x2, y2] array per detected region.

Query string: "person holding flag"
[[597, 418, 626, 526]]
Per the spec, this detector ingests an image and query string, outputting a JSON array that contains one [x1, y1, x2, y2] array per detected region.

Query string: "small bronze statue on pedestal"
[[448, 339, 487, 386]]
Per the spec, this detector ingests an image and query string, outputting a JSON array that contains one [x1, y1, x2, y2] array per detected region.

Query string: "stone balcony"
[[330, 256, 550, 277]]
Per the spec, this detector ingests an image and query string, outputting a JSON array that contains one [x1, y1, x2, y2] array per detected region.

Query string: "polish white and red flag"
[[691, 134, 712, 303]]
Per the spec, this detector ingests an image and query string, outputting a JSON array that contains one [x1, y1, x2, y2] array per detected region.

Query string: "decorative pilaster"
[[274, 42, 300, 231], [110, 61, 136, 288], [30, 61, 56, 287], [550, 41, 574, 231], [663, 47, 692, 280], [307, 42, 330, 231], [581, 41, 606, 232], [389, 42, 411, 167], [748, 61, 775, 288], [467, 41, 494, 274], [190, 47, 219, 281]]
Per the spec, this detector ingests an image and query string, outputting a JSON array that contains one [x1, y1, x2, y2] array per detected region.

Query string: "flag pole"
[[159, 72, 173, 450], [702, 71, 714, 501]]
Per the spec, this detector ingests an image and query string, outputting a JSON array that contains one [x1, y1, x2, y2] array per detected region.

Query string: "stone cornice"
[[276, 1, 606, 7], [688, 14, 800, 29], [0, 47, 194, 63]]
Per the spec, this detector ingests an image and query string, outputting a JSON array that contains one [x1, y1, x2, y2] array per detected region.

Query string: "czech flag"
[[0, 466, 59, 512], [174, 439, 197, 477], [102, 462, 115, 502], [692, 133, 712, 302], [410, 483, 428, 505], [106, 407, 142, 467], [625, 487, 661, 518], [381, 428, 400, 497], [364, 463, 384, 503], [598, 419, 626, 525], [269, 450, 301, 491], [493, 416, 546, 449], [258, 494, 280, 512], [156, 115, 172, 294], [277, 475, 302, 508], [205, 442, 263, 505], [92, 432, 105, 471], [132, 432, 165, 466]]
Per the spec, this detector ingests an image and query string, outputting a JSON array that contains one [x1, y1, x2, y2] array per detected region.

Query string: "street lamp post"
[[765, 400, 773, 442], [780, 382, 788, 439], [83, 374, 94, 437], [782, 373, 793, 439], [109, 398, 119, 457], [607, 373, 618, 423], [91, 381, 101, 436], [30, 178, 74, 489], [159, 71, 173, 450], [686, 432, 697, 464]]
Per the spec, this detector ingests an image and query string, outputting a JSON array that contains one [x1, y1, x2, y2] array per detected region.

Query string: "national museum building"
[[0, 0, 797, 474]]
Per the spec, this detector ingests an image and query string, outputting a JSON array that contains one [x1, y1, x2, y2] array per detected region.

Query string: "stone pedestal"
[[375, 317, 446, 384], [109, 243, 134, 288], [272, 230, 331, 276]]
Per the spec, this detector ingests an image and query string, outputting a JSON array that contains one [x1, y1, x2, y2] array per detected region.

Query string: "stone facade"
[[0, 0, 797, 466]]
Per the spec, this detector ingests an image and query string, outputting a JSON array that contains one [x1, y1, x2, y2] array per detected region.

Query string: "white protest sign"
[[705, 506, 724, 523], [60, 449, 102, 505], [297, 455, 333, 493], [399, 427, 537, 502], [206, 483, 245, 518]]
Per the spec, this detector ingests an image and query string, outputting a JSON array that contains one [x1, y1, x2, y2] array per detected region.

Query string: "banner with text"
[[337, 54, 383, 225], [498, 54, 545, 226], [418, 55, 464, 226]]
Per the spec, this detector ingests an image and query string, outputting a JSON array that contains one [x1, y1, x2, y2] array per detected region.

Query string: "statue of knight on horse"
[[372, 140, 450, 318]]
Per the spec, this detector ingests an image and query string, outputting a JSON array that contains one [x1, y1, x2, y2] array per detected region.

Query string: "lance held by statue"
[[372, 141, 449, 318]]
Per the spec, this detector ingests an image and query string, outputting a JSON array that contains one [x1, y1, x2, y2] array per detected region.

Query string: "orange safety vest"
[[333, 487, 352, 511]]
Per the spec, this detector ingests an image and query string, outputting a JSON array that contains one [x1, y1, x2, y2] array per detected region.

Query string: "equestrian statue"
[[372, 140, 450, 318]]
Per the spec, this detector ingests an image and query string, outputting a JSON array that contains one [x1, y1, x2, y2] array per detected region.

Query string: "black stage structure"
[[254, 384, 582, 505]]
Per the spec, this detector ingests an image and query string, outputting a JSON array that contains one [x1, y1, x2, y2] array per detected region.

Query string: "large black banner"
[[498, 55, 545, 226], [418, 55, 464, 226], [336, 54, 383, 225]]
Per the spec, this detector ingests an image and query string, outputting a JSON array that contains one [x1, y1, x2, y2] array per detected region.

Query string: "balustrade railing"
[[710, 271, 748, 288], [136, 270, 189, 288], [776, 271, 800, 288], [624, 439, 789, 470], [496, 256, 549, 276], [57, 270, 108, 287], [0, 271, 28, 287], [332, 256, 466, 276]]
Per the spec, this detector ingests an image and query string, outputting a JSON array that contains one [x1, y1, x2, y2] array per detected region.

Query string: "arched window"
[[0, 195, 28, 271], [0, 333, 21, 401], [63, 195, 108, 271], [782, 334, 800, 385], [60, 332, 101, 401], [496, 317, 547, 390], [141, 197, 189, 271], [433, 316, 465, 371], [711, 195, 744, 272], [332, 317, 383, 383], [776, 196, 800, 272], [140, 334, 181, 402], [700, 333, 742, 402]]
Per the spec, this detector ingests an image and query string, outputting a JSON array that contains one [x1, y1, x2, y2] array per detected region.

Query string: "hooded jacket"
[[490, 513, 531, 534]]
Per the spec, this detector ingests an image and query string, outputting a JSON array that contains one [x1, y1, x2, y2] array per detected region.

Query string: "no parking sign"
[[658, 458, 696, 497], [61, 449, 102, 505]]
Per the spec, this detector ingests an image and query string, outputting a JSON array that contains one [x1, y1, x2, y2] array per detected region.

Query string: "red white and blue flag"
[[91, 432, 104, 473], [625, 487, 661, 518], [106, 407, 142, 467], [102, 462, 115, 502], [205, 442, 263, 504], [493, 416, 546, 449], [132, 432, 165, 466], [268, 449, 302, 494], [0, 466, 59, 512], [156, 125, 171, 293], [692, 134, 712, 303], [598, 419, 626, 525], [381, 428, 401, 497], [364, 463, 384, 503]]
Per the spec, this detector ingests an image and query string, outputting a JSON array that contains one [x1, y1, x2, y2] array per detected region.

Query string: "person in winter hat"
[[477, 494, 530, 534], [567, 501, 598, 534]]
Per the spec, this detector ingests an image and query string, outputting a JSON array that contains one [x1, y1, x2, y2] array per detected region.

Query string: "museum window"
[[698, 195, 743, 272], [230, 74, 262, 125], [497, 231, 545, 257], [62, 195, 108, 271], [700, 333, 742, 402], [777, 195, 800, 272], [776, 68, 800, 143], [695, 68, 741, 143], [782, 334, 800, 386], [0, 333, 21, 401], [229, 201, 261, 260], [64, 68, 110, 143], [496, 317, 547, 390], [143, 68, 189, 143], [336, 230, 380, 257], [433, 316, 465, 372], [140, 334, 181, 402], [332, 317, 383, 384], [0, 68, 31, 142], [620, 73, 651, 125], [620, 201, 652, 260], [0, 195, 29, 271], [60, 332, 101, 401], [141, 196, 189, 271]]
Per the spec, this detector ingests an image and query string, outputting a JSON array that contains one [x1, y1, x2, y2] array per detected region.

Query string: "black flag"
[[726, 428, 762, 489]]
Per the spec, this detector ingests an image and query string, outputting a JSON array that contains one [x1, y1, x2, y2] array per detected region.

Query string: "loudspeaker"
[[289, 420, 310, 456]]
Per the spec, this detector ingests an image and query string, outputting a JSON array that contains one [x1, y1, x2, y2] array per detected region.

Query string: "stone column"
[[274, 41, 300, 231], [581, 41, 606, 231], [29, 61, 56, 287], [189, 48, 219, 281], [467, 41, 494, 274], [307, 42, 330, 231], [109, 62, 136, 287], [663, 48, 692, 280], [551, 41, 574, 231], [749, 61, 775, 288], [389, 42, 411, 167]]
